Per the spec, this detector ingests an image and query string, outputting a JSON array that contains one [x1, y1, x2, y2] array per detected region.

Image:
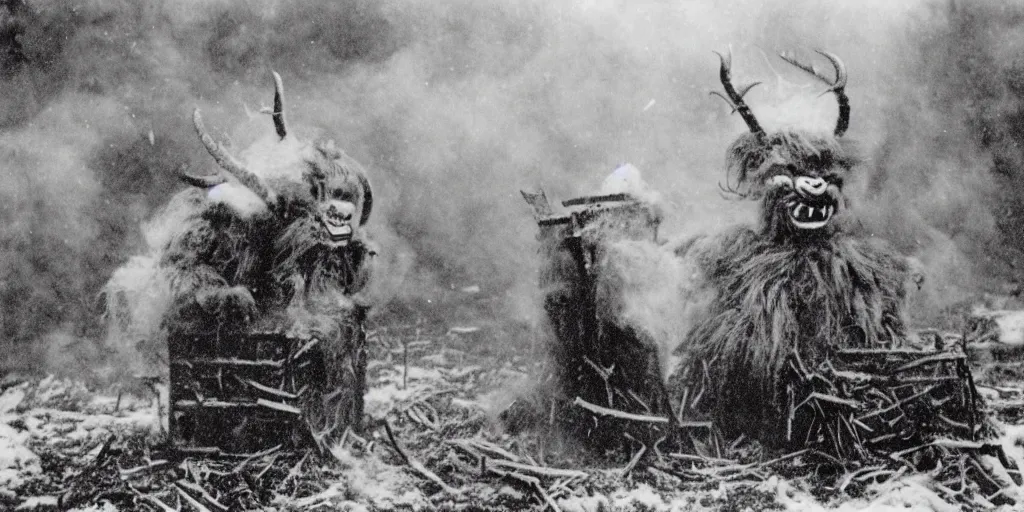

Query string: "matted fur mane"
[[270, 140, 375, 297], [273, 214, 372, 296], [160, 193, 373, 331]]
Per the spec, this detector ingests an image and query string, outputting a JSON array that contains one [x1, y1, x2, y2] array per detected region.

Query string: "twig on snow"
[[382, 418, 459, 494], [572, 397, 669, 423]]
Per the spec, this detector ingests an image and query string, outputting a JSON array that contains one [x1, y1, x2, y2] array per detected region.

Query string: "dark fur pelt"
[[274, 214, 371, 296], [668, 224, 910, 444], [161, 186, 374, 336]]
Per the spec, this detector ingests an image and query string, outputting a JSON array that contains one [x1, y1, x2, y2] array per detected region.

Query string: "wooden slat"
[[171, 358, 284, 368]]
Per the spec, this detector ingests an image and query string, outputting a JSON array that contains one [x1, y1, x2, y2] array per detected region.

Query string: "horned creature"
[[163, 72, 376, 337], [133, 73, 381, 448], [666, 50, 911, 446]]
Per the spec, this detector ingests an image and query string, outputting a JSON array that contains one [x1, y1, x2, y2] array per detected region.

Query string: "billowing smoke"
[[856, 0, 1024, 326], [0, 0, 1021, 379]]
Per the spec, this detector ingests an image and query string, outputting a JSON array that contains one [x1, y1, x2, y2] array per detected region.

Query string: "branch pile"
[[777, 343, 1021, 508], [6, 316, 1024, 511]]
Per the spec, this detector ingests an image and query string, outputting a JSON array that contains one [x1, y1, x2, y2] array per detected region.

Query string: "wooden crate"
[[785, 346, 985, 457], [168, 309, 367, 453], [782, 344, 1021, 495]]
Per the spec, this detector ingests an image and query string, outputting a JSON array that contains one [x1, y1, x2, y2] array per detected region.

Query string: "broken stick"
[[572, 397, 669, 423], [382, 419, 459, 494]]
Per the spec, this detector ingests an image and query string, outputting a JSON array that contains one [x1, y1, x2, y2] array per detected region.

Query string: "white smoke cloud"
[[1, 0, 1017, 379]]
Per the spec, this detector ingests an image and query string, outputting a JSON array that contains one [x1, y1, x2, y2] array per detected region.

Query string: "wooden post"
[[529, 192, 670, 451]]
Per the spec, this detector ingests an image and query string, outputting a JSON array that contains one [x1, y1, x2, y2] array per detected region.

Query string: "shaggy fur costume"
[[162, 140, 375, 337], [667, 130, 910, 445]]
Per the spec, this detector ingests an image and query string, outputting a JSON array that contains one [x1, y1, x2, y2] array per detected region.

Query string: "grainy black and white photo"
[[3, 0, 1024, 510]]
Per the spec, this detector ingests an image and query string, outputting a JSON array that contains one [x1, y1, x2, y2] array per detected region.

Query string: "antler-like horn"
[[271, 71, 287, 139], [779, 50, 850, 137], [192, 108, 277, 205], [711, 49, 765, 140]]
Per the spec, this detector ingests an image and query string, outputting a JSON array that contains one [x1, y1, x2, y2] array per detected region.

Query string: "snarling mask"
[[713, 50, 855, 242]]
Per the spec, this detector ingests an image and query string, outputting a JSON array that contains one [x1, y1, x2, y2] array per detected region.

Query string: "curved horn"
[[710, 49, 765, 140], [357, 172, 373, 226], [271, 71, 287, 139], [779, 50, 850, 137], [192, 108, 276, 204], [179, 171, 227, 188]]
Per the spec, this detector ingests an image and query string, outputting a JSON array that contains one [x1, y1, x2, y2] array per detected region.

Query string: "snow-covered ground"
[[4, 330, 1024, 511]]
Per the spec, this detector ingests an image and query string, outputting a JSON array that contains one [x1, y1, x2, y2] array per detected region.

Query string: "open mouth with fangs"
[[321, 217, 353, 243], [787, 200, 836, 230]]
